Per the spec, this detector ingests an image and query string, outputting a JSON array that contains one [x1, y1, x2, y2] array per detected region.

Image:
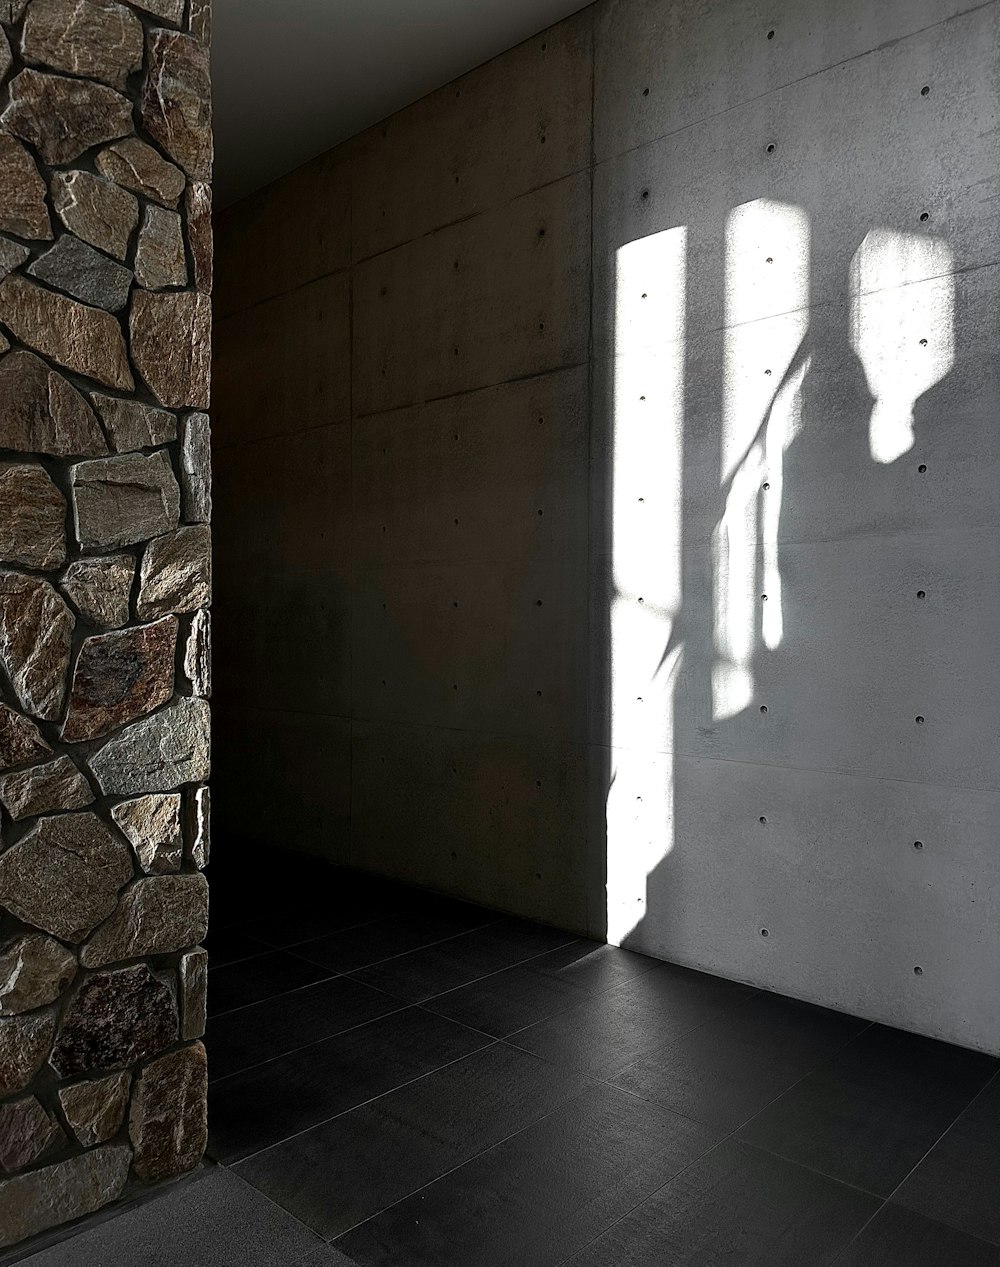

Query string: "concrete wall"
[[214, 0, 1000, 1054]]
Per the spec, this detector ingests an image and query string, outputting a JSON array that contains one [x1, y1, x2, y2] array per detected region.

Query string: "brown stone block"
[[50, 964, 177, 1077], [62, 615, 177, 742], [129, 1042, 207, 1182], [0, 933, 76, 1014], [0, 1008, 54, 1096], [0, 703, 51, 770], [51, 170, 138, 262], [0, 462, 66, 571], [21, 0, 143, 90], [0, 350, 107, 458], [130, 290, 211, 408], [2, 68, 133, 166], [0, 134, 51, 240], [0, 1145, 130, 1250], [0, 571, 74, 722], [142, 29, 212, 179], [81, 872, 208, 966]]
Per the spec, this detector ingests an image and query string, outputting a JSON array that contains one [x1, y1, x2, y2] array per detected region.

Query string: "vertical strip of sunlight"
[[850, 230, 954, 464], [606, 228, 686, 946], [713, 200, 810, 718]]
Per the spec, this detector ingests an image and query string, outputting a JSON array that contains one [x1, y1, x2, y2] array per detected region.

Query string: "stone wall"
[[0, 0, 211, 1250]]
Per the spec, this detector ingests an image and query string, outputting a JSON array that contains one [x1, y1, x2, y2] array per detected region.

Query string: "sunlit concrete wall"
[[213, 0, 999, 1052]]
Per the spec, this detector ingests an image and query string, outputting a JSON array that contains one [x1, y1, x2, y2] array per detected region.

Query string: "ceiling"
[[212, 0, 590, 208]]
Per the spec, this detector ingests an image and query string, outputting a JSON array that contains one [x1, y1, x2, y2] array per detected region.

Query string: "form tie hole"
[[913, 840, 924, 850], [536, 690, 543, 698], [761, 594, 768, 602], [759, 705, 768, 714], [764, 368, 772, 376], [641, 188, 650, 200], [918, 463, 927, 473], [760, 928, 770, 937], [914, 965, 924, 975], [642, 87, 650, 96], [760, 816, 767, 824], [536, 599, 543, 607], [766, 142, 776, 154], [917, 589, 926, 599], [453, 684, 459, 691], [767, 28, 775, 39], [919, 338, 928, 347], [762, 481, 770, 490], [916, 715, 925, 725], [538, 226, 546, 238], [919, 211, 929, 222], [451, 851, 458, 860], [638, 597, 644, 604], [765, 256, 773, 264], [639, 395, 646, 402], [641, 292, 648, 299], [921, 85, 930, 96]]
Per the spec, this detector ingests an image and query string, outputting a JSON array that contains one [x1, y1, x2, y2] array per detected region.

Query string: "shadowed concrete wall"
[[214, 0, 999, 1053]]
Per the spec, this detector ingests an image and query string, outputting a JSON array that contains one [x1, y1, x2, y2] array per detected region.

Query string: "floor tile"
[[207, 950, 336, 1017], [524, 939, 661, 993], [834, 1203, 1000, 1266], [422, 962, 592, 1037], [210, 1007, 490, 1163], [507, 959, 757, 1080], [16, 1168, 323, 1267], [893, 1072, 1000, 1246], [739, 1024, 999, 1196], [610, 992, 869, 1130], [562, 1139, 880, 1267], [205, 974, 405, 1080], [235, 1042, 590, 1240], [349, 920, 580, 1003], [204, 924, 274, 968], [335, 1082, 722, 1266], [293, 908, 500, 974]]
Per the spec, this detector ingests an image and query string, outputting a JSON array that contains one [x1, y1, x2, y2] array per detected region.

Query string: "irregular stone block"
[[0, 28, 10, 85], [0, 703, 51, 770], [0, 275, 133, 389], [179, 411, 211, 523], [184, 608, 211, 697], [128, 0, 183, 23], [135, 204, 187, 289], [90, 697, 210, 796], [82, 872, 208, 966], [0, 1009, 54, 1097], [62, 615, 177, 742], [96, 137, 185, 208], [0, 755, 92, 821], [0, 812, 133, 942], [0, 235, 29, 279], [90, 394, 177, 454], [71, 450, 180, 551], [0, 134, 51, 240], [59, 1071, 130, 1147], [129, 1042, 206, 1182], [0, 571, 74, 721], [112, 793, 182, 874], [51, 169, 138, 262], [0, 1, 28, 20], [0, 1095, 65, 1174], [21, 0, 143, 90], [188, 0, 210, 44], [179, 947, 207, 1039], [0, 933, 76, 1015], [0, 350, 107, 457], [138, 524, 210, 618], [27, 234, 132, 312], [186, 783, 209, 869], [142, 29, 211, 179], [0, 462, 66, 570], [0, 1144, 130, 1249], [186, 181, 212, 292], [130, 290, 211, 409], [51, 964, 176, 1077], [60, 554, 134, 628], [2, 69, 133, 166]]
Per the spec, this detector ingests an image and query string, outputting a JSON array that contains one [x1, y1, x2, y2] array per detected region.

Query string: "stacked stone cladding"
[[0, 0, 211, 1249]]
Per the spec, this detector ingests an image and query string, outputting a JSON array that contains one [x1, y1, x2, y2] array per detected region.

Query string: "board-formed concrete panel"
[[215, 143, 352, 319], [605, 750, 1000, 1053], [353, 368, 588, 568], [593, 3, 1000, 351], [213, 272, 351, 448], [213, 705, 351, 862], [213, 423, 351, 575], [214, 572, 351, 719], [353, 549, 588, 744], [353, 172, 591, 414], [352, 719, 588, 930], [594, 0, 988, 161], [352, 11, 593, 261]]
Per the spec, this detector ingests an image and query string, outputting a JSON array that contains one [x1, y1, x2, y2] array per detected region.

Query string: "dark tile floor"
[[12, 849, 1000, 1266]]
